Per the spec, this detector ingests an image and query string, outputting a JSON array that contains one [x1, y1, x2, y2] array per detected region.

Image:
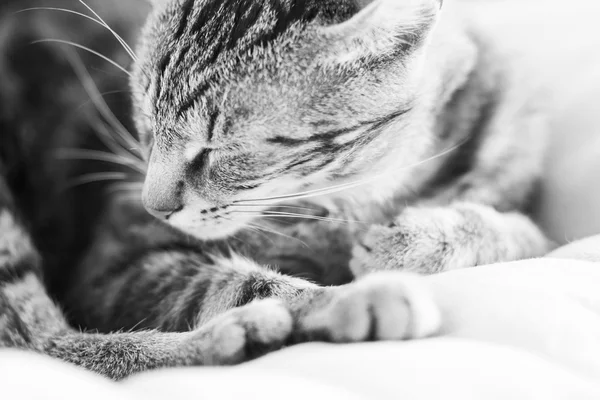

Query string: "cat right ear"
[[319, 0, 443, 63]]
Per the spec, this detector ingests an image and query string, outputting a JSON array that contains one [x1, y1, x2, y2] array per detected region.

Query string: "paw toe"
[[350, 224, 407, 275], [238, 299, 293, 345], [209, 316, 248, 363], [197, 299, 293, 365], [360, 273, 442, 339], [296, 272, 442, 344]]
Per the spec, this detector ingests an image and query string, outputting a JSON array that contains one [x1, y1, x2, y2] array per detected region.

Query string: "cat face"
[[131, 0, 441, 239]]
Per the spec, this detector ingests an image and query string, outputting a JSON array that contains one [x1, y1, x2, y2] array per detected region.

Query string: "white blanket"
[[2, 238, 600, 399]]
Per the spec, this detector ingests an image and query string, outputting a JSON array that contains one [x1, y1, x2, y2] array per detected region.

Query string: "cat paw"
[[349, 207, 453, 275], [190, 299, 293, 365], [350, 223, 413, 275], [294, 272, 441, 342]]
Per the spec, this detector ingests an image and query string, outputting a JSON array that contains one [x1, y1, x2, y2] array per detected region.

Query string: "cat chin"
[[168, 213, 247, 241], [172, 223, 242, 241]]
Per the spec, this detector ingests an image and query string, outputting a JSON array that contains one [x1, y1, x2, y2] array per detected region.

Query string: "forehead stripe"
[[163, 0, 324, 112], [266, 107, 412, 147], [176, 0, 196, 39]]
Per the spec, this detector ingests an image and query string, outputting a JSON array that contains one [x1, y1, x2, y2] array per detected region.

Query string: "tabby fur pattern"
[[0, 0, 550, 379]]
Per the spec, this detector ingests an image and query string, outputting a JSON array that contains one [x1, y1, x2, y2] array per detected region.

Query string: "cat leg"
[[70, 246, 316, 333], [354, 48, 553, 276], [0, 187, 297, 379], [0, 242, 295, 379], [289, 272, 441, 343], [3, 272, 294, 380], [71, 241, 441, 346], [350, 202, 552, 275], [65, 195, 441, 357]]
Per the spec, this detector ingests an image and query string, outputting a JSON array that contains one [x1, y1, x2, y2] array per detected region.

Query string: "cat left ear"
[[320, 0, 443, 62]]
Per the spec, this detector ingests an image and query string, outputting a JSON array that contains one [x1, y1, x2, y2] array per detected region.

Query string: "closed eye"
[[190, 148, 212, 172], [206, 110, 219, 142]]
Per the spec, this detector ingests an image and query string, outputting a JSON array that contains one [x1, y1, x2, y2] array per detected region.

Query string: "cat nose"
[[144, 205, 181, 220], [142, 187, 183, 220], [143, 151, 186, 220], [142, 178, 184, 220]]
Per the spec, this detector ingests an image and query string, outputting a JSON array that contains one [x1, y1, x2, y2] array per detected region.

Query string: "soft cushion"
[[2, 239, 600, 399]]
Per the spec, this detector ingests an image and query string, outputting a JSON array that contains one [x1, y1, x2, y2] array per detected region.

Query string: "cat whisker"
[[242, 224, 276, 245], [17, 7, 105, 25], [63, 172, 131, 190], [229, 204, 320, 212], [230, 211, 363, 225], [90, 66, 131, 80], [55, 148, 147, 174], [235, 141, 466, 206], [227, 233, 245, 247], [125, 317, 150, 334], [234, 178, 382, 206], [61, 47, 143, 159], [105, 182, 144, 195], [233, 180, 372, 205], [77, 89, 144, 112], [18, 5, 138, 62], [244, 222, 310, 248], [89, 115, 145, 165], [261, 212, 362, 225], [34, 39, 131, 77], [77, 0, 138, 62], [220, 216, 275, 244]]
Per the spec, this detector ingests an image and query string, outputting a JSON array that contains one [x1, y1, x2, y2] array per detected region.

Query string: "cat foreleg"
[[71, 240, 441, 355], [350, 202, 552, 275], [0, 198, 294, 379], [62, 196, 442, 371]]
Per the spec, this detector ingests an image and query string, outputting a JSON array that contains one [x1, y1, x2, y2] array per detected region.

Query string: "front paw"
[[351, 223, 405, 276], [188, 299, 293, 365], [350, 207, 458, 275], [294, 272, 441, 342]]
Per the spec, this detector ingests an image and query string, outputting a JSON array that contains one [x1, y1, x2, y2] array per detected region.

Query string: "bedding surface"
[[2, 237, 600, 399]]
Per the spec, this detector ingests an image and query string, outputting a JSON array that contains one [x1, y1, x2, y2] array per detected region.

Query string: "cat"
[[1, 0, 553, 380]]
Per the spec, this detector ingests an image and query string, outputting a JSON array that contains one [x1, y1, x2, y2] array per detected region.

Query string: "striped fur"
[[0, 194, 186, 379], [0, 0, 555, 380], [133, 0, 444, 240], [0, 0, 325, 379], [1, 179, 440, 379], [351, 202, 551, 276], [132, 0, 550, 264]]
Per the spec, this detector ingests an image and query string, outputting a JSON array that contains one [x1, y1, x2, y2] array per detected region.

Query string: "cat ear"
[[320, 0, 443, 62]]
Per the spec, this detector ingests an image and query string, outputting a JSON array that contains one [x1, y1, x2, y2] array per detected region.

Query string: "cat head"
[[131, 0, 445, 239]]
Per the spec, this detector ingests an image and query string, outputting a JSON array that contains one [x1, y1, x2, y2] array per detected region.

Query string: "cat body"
[[0, 0, 595, 379]]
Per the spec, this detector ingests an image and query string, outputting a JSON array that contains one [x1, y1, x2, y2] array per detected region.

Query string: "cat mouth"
[[165, 203, 331, 240], [168, 215, 248, 240], [166, 206, 258, 240]]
